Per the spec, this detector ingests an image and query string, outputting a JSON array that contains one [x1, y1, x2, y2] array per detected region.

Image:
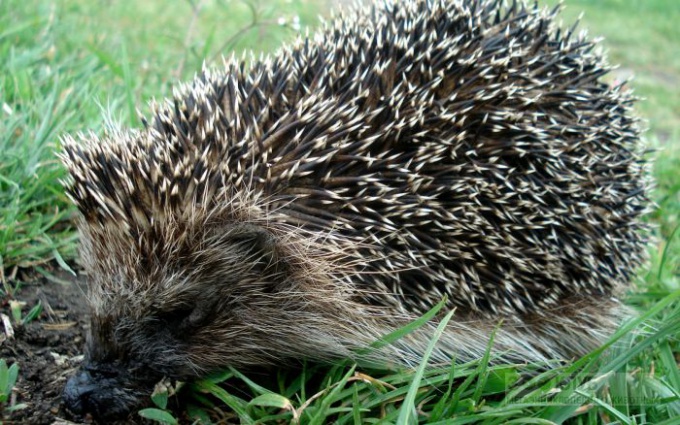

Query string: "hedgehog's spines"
[[62, 0, 649, 368]]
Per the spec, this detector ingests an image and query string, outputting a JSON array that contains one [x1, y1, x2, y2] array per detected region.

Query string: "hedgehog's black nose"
[[63, 370, 97, 416], [63, 368, 143, 420]]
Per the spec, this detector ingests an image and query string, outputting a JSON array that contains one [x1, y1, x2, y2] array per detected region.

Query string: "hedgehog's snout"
[[63, 370, 95, 417], [63, 366, 149, 421]]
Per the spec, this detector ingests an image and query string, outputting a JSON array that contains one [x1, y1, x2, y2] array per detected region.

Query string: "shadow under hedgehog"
[[60, 0, 650, 420]]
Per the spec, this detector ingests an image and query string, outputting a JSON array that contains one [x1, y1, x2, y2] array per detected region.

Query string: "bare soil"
[[0, 272, 91, 425]]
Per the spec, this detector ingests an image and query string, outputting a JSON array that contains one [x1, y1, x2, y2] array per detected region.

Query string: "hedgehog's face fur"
[[80, 220, 295, 376], [63, 210, 359, 419], [63, 220, 285, 418]]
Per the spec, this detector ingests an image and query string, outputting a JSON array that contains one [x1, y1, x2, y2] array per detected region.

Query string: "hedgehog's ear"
[[226, 224, 275, 250], [225, 224, 280, 271]]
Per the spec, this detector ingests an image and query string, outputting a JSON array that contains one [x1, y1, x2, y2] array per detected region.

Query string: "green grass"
[[157, 295, 680, 424], [1, 0, 679, 423]]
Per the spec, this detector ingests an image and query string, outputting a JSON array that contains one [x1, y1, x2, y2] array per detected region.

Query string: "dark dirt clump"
[[0, 272, 90, 425]]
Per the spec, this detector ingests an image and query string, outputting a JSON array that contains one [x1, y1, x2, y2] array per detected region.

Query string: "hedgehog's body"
[[62, 0, 649, 420]]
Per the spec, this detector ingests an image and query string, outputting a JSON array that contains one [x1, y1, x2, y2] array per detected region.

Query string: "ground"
[[0, 273, 90, 424]]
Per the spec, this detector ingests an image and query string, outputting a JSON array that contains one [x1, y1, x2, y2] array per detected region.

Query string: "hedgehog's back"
[[236, 0, 649, 316], [64, 0, 649, 320]]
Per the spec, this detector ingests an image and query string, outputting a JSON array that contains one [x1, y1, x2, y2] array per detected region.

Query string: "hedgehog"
[[60, 0, 650, 420]]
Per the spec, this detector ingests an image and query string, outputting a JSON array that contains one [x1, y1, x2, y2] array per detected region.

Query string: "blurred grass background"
[[0, 0, 678, 423]]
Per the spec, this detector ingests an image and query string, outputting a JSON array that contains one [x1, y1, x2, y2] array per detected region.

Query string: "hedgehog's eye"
[[183, 300, 216, 329], [158, 307, 193, 331]]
